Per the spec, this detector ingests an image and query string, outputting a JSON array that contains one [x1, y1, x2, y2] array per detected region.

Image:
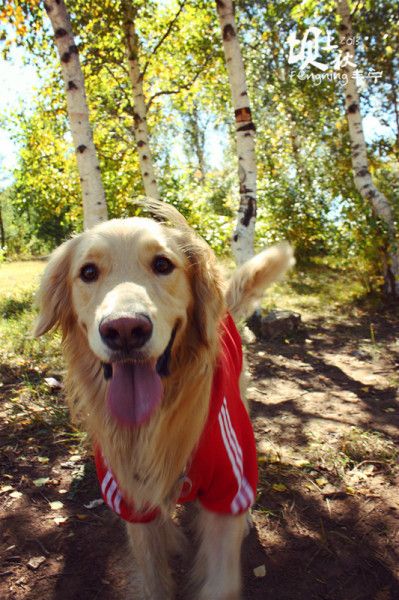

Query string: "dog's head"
[[34, 203, 224, 427]]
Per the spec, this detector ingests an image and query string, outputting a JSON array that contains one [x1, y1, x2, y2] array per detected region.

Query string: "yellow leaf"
[[10, 491, 23, 499], [315, 477, 329, 488], [272, 483, 287, 492]]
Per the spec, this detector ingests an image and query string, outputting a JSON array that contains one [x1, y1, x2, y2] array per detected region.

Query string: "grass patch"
[[339, 428, 397, 465], [0, 260, 44, 294], [0, 262, 63, 379], [0, 289, 34, 318], [263, 264, 367, 319], [307, 427, 397, 481]]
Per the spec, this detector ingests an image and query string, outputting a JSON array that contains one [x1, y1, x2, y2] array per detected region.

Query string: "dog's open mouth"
[[102, 326, 177, 427]]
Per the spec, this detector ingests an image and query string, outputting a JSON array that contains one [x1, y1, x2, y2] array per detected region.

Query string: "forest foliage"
[[0, 0, 398, 293]]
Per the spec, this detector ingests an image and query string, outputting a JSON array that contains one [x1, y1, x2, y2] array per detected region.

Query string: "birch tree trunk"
[[0, 202, 5, 248], [215, 0, 256, 265], [44, 0, 108, 229], [122, 0, 160, 201], [337, 0, 399, 296]]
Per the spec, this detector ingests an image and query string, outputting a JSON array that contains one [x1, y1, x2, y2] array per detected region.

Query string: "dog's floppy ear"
[[34, 237, 78, 337], [185, 239, 225, 348], [226, 242, 295, 321]]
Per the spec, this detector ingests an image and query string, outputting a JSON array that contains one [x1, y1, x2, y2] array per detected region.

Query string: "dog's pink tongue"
[[107, 362, 162, 426]]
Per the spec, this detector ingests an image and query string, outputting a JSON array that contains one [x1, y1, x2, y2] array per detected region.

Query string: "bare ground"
[[1, 309, 398, 600]]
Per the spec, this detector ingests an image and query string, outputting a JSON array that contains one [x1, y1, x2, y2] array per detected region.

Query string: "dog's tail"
[[225, 242, 295, 321]]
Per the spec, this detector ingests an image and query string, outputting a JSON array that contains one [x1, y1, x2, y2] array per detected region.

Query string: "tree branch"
[[142, 0, 186, 77], [102, 63, 132, 106], [146, 52, 214, 110]]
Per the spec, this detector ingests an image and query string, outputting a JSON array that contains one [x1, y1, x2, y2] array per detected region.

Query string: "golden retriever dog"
[[34, 201, 293, 600]]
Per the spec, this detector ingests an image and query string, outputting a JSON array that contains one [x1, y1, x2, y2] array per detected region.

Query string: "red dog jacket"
[[95, 313, 258, 522]]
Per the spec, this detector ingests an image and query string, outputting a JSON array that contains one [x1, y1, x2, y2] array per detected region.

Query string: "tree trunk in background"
[[44, 0, 107, 230], [215, 0, 256, 265], [0, 203, 5, 248], [186, 107, 206, 182], [122, 1, 160, 201], [337, 0, 399, 296]]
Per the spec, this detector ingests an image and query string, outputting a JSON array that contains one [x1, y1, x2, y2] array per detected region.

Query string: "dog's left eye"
[[152, 255, 175, 275], [80, 263, 99, 282]]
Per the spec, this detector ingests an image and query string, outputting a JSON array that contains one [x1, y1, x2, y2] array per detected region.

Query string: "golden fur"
[[34, 201, 294, 599]]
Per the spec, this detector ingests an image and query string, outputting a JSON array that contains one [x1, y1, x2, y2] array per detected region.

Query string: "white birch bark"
[[215, 0, 256, 265], [44, 0, 108, 229], [337, 0, 399, 295], [122, 1, 160, 201]]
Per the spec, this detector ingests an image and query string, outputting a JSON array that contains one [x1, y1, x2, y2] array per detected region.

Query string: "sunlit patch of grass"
[[339, 428, 397, 465], [0, 260, 45, 293], [262, 264, 367, 319], [0, 261, 80, 445], [0, 303, 63, 371], [0, 261, 50, 361], [307, 428, 397, 481]]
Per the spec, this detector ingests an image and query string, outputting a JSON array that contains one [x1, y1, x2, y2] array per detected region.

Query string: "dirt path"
[[1, 311, 398, 600]]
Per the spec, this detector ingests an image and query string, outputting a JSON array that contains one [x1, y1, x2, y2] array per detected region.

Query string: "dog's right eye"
[[152, 255, 175, 275], [80, 263, 99, 283]]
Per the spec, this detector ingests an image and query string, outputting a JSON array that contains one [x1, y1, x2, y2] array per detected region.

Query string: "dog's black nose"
[[99, 315, 153, 351]]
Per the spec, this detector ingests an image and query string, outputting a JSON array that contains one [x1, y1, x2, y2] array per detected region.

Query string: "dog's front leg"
[[191, 507, 246, 600], [126, 517, 174, 600]]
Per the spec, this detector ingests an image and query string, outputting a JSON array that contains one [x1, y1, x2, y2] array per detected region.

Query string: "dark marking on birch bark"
[[352, 143, 360, 150], [55, 0, 61, 4], [97, 202, 102, 205], [241, 198, 256, 227], [44, 2, 52, 12], [356, 167, 368, 177], [240, 91, 248, 97], [77, 145, 87, 153], [96, 166, 100, 170], [339, 23, 348, 32], [137, 140, 145, 147], [67, 80, 78, 90], [144, 172, 149, 176], [61, 46, 77, 62], [142, 155, 148, 160], [223, 24, 236, 41], [152, 179, 156, 184], [237, 122, 256, 132], [353, 152, 359, 158], [55, 28, 68, 38], [346, 94, 352, 100], [366, 189, 376, 199], [235, 107, 252, 122], [362, 183, 370, 189], [233, 233, 238, 242], [244, 132, 251, 137], [347, 103, 358, 114], [216, 0, 225, 8]]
